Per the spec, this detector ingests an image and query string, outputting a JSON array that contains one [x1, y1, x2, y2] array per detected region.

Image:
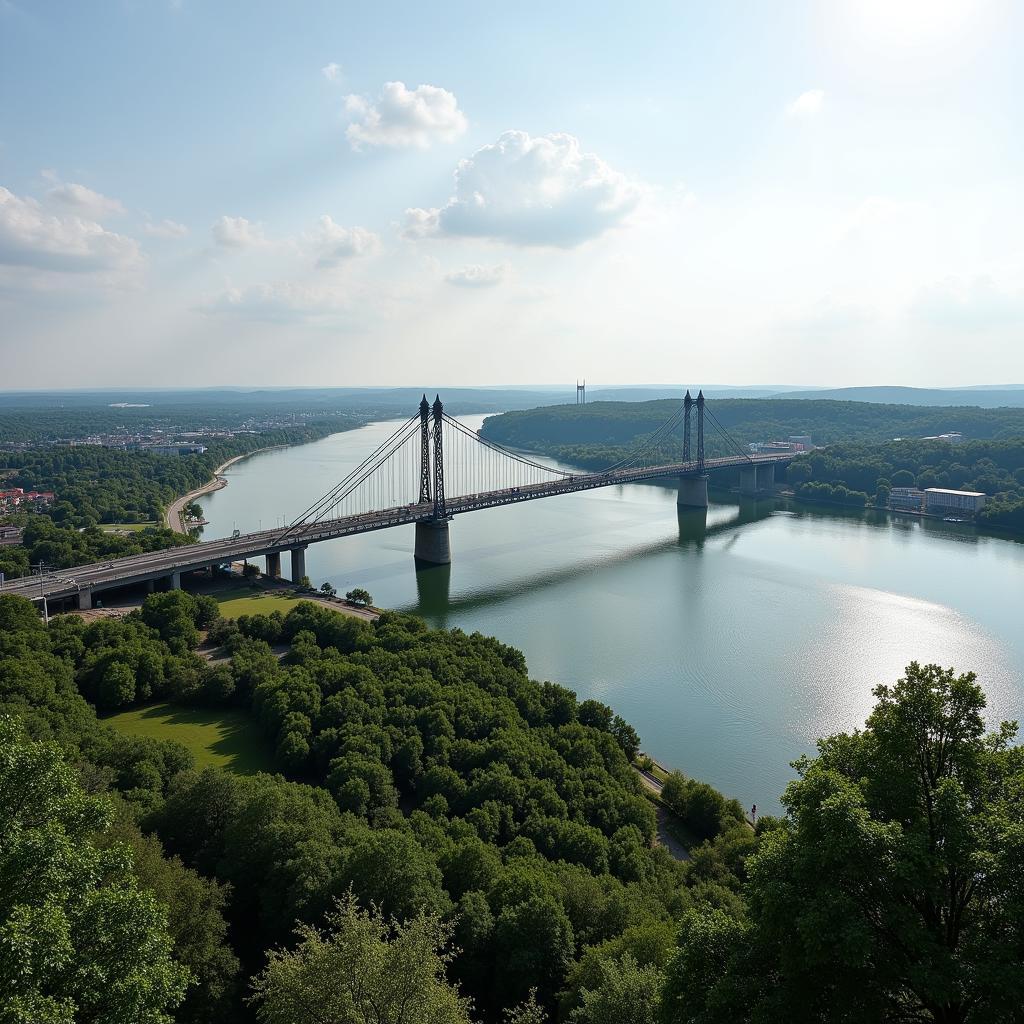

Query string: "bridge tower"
[[418, 394, 431, 504], [682, 390, 693, 462], [576, 379, 586, 405], [677, 388, 709, 509], [415, 394, 452, 566]]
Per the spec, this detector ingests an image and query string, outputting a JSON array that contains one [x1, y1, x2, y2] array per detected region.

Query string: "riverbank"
[[164, 446, 286, 534]]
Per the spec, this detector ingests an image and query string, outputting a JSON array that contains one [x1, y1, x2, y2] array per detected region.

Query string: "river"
[[198, 416, 1024, 812]]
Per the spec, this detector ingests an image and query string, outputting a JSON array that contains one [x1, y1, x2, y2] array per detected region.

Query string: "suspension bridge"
[[0, 391, 797, 610]]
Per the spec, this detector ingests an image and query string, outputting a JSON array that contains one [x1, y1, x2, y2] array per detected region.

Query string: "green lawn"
[[98, 521, 159, 533], [104, 702, 272, 775], [210, 586, 317, 619]]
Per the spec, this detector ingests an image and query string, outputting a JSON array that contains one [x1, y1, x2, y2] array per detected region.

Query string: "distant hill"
[[773, 386, 1024, 408]]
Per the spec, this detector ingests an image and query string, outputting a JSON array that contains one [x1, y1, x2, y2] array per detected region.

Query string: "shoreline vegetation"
[[480, 400, 1024, 536], [6, 586, 1014, 1022]]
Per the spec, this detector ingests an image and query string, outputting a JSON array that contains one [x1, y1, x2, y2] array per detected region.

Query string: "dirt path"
[[164, 447, 286, 534]]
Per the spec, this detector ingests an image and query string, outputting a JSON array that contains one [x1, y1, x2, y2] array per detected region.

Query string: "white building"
[[924, 488, 986, 515]]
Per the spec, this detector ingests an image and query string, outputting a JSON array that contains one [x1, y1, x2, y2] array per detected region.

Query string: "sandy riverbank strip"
[[164, 447, 286, 533]]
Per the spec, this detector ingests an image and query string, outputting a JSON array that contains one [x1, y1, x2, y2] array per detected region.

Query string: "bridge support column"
[[677, 474, 709, 508], [414, 519, 451, 566], [168, 572, 181, 591], [739, 465, 759, 496], [290, 546, 307, 583], [266, 552, 282, 579], [78, 588, 92, 610], [757, 463, 776, 491], [145, 579, 155, 594]]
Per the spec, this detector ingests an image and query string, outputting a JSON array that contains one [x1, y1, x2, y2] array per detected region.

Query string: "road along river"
[[197, 416, 1024, 812]]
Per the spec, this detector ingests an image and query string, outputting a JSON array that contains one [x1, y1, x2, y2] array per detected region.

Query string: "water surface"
[[200, 417, 1024, 811]]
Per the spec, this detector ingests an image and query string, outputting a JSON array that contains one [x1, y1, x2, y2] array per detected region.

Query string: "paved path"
[[164, 447, 285, 534], [633, 764, 690, 861]]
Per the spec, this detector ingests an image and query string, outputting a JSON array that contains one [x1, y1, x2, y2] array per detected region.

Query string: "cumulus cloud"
[[144, 218, 188, 239], [46, 182, 125, 219], [0, 185, 141, 272], [444, 263, 509, 288], [306, 215, 380, 267], [344, 81, 467, 150], [786, 89, 825, 117], [211, 215, 265, 248], [322, 62, 342, 82], [403, 130, 642, 247]]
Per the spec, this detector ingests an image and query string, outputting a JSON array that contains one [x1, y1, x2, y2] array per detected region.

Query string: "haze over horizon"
[[2, 0, 1022, 388]]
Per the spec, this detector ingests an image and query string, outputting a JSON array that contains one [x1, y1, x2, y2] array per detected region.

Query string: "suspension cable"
[[703, 406, 754, 463], [274, 414, 419, 542]]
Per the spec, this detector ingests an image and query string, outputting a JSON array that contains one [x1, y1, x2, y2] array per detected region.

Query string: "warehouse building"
[[923, 488, 986, 515]]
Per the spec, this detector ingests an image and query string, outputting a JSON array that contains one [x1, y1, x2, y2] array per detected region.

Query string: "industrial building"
[[889, 487, 925, 512], [923, 488, 986, 515]]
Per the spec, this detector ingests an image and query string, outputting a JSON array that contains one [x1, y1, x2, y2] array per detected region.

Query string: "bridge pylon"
[[416, 394, 452, 566], [678, 388, 709, 508], [418, 395, 432, 504]]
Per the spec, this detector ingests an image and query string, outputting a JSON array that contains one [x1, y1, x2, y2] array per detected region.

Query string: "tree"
[[0, 716, 189, 1023], [242, 562, 259, 579], [249, 891, 473, 1024], [685, 663, 1024, 1024], [297, 575, 313, 591], [570, 953, 663, 1024], [345, 587, 373, 607], [320, 581, 337, 598]]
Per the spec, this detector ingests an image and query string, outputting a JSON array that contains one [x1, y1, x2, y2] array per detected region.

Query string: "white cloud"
[[322, 62, 342, 82], [306, 215, 380, 267], [786, 89, 825, 117], [404, 130, 642, 247], [344, 81, 467, 150], [445, 263, 509, 287], [211, 215, 265, 248], [0, 185, 141, 272], [144, 218, 189, 239], [201, 280, 355, 323], [46, 182, 125, 219]]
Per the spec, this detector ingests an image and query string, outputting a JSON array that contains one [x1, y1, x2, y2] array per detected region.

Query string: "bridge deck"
[[0, 453, 792, 603]]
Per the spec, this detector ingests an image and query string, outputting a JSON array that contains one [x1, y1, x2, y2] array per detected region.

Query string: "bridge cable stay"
[[439, 414, 573, 502], [702, 405, 755, 464], [598, 400, 689, 473], [273, 414, 421, 542]]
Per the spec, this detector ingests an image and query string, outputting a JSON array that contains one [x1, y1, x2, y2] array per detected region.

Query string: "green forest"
[[480, 398, 1024, 463], [480, 401, 1024, 532], [2, 591, 1022, 1023], [786, 438, 1024, 529], [0, 416, 362, 580]]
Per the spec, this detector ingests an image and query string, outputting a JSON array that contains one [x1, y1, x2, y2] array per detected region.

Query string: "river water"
[[199, 417, 1024, 812]]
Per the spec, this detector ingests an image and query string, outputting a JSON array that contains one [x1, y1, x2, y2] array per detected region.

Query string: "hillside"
[[480, 398, 1024, 469]]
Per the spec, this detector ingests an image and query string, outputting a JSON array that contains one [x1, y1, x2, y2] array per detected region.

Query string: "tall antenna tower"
[[576, 379, 586, 405]]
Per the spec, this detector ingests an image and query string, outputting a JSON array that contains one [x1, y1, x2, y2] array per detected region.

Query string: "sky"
[[1, 0, 1022, 389]]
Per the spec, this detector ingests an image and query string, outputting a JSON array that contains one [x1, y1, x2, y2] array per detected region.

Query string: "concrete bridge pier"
[[266, 552, 282, 578], [78, 588, 92, 610], [758, 463, 776, 491], [677, 474, 709, 508], [290, 546, 307, 582], [414, 519, 452, 566], [168, 572, 181, 590], [739, 465, 759, 496]]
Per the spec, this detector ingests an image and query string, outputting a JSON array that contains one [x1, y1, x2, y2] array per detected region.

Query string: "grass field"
[[209, 585, 316, 619], [98, 521, 159, 533], [104, 702, 272, 774]]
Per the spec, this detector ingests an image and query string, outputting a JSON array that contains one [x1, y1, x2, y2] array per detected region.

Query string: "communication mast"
[[576, 379, 586, 405]]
